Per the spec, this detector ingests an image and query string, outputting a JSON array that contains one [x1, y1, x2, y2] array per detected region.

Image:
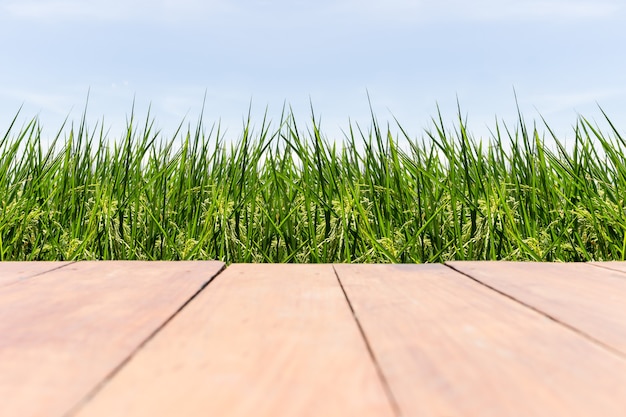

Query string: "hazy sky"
[[1, 0, 625, 141]]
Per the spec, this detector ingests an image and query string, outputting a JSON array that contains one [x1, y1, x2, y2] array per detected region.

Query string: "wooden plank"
[[336, 263, 626, 417], [590, 261, 626, 274], [448, 261, 626, 354], [74, 264, 396, 417], [0, 261, 72, 287], [0, 260, 224, 417]]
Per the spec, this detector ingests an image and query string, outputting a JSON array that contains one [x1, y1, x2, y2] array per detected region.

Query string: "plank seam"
[[64, 262, 227, 417], [443, 262, 626, 362], [332, 265, 402, 417], [586, 262, 626, 276], [2, 261, 78, 288]]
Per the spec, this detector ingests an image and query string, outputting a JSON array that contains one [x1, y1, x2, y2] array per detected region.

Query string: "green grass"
[[1, 104, 626, 262]]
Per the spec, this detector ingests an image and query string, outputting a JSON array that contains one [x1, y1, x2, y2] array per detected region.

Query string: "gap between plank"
[[65, 263, 227, 417], [443, 262, 626, 362], [332, 265, 402, 417], [586, 262, 626, 275], [4, 261, 78, 289]]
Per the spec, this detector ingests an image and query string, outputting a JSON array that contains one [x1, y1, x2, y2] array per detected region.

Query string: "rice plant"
[[1, 104, 625, 262]]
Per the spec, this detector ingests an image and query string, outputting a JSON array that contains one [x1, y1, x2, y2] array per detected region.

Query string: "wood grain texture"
[[0, 260, 224, 417], [74, 264, 396, 417], [0, 261, 72, 287], [448, 261, 626, 355], [336, 263, 626, 417]]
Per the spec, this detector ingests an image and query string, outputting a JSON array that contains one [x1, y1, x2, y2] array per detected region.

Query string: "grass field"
[[2, 106, 625, 262]]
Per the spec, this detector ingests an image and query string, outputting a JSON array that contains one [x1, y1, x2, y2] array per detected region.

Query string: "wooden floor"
[[2, 261, 626, 417]]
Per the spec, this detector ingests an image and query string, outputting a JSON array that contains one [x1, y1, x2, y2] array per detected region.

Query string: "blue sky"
[[1, 0, 625, 142]]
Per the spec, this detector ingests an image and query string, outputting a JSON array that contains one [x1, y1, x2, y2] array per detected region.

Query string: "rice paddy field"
[[2, 106, 626, 263]]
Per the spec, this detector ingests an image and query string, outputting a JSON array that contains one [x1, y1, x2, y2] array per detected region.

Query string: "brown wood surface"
[[335, 263, 626, 417], [0, 261, 72, 287], [0, 260, 224, 417], [74, 264, 396, 417], [448, 261, 626, 355]]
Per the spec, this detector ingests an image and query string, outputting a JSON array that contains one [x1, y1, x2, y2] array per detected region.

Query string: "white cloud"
[[529, 88, 626, 115], [2, 0, 234, 22], [460, 1, 621, 21], [335, 0, 622, 23], [3, 0, 620, 25], [4, 1, 117, 20], [0, 88, 76, 116]]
